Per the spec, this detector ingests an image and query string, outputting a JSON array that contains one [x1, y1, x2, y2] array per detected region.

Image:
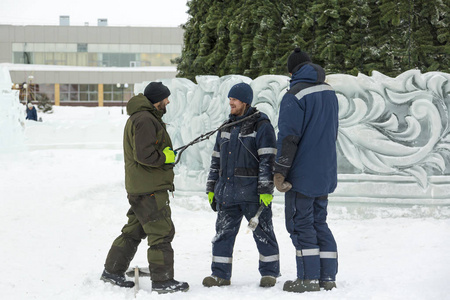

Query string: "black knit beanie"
[[287, 48, 311, 73], [144, 82, 171, 104], [228, 83, 253, 105]]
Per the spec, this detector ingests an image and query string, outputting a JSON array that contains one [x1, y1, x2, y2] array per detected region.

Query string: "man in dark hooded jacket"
[[203, 82, 280, 288], [274, 48, 339, 293], [26, 103, 38, 121], [100, 82, 189, 294]]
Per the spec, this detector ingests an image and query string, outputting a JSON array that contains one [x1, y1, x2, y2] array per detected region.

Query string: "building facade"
[[0, 24, 184, 106]]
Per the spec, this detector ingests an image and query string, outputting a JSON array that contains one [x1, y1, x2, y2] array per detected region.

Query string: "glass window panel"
[[33, 43, 45, 52], [119, 44, 130, 52], [114, 92, 122, 101], [88, 53, 100, 66], [79, 84, 88, 92], [70, 92, 78, 101], [89, 91, 98, 101], [13, 52, 24, 64], [104, 93, 112, 101], [44, 43, 55, 52], [89, 84, 98, 92], [79, 92, 89, 101], [77, 43, 88, 52], [60, 93, 69, 101], [54, 52, 67, 65], [77, 53, 88, 66], [45, 52, 54, 64], [66, 53, 77, 66], [103, 84, 112, 92], [60, 84, 70, 93], [70, 84, 78, 92]]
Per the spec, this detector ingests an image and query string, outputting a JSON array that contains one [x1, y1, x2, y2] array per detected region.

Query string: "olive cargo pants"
[[104, 191, 175, 282]]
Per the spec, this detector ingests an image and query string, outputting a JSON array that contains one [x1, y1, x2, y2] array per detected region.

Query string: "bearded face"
[[155, 98, 170, 114]]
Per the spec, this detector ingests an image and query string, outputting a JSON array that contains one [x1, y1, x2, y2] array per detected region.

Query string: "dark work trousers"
[[104, 191, 175, 282], [211, 203, 280, 280], [285, 190, 338, 281]]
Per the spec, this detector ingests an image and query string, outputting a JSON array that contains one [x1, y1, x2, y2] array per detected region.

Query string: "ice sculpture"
[[0, 66, 25, 153], [136, 70, 450, 204]]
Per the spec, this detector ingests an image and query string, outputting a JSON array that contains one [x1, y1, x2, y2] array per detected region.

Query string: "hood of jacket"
[[290, 62, 326, 88], [126, 93, 163, 120]]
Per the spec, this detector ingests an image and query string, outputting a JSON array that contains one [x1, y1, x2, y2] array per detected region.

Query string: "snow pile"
[[0, 65, 25, 153]]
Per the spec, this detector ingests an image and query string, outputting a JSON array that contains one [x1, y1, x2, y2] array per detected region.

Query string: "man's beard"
[[157, 103, 167, 114]]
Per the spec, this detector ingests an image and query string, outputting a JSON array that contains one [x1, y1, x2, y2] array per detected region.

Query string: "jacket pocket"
[[235, 167, 258, 187]]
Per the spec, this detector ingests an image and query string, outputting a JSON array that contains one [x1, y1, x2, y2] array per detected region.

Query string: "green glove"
[[163, 147, 176, 164], [208, 192, 215, 204], [259, 194, 273, 206], [208, 192, 217, 212]]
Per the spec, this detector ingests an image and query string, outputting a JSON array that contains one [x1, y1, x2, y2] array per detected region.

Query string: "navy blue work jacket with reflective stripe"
[[206, 107, 276, 205], [275, 63, 338, 197]]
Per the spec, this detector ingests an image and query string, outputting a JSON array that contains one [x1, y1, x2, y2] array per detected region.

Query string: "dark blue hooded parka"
[[275, 63, 338, 197], [275, 62, 339, 282]]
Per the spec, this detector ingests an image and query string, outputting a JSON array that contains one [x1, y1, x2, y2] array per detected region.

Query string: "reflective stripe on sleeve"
[[257, 147, 277, 155], [320, 251, 337, 259], [239, 132, 257, 138], [212, 256, 233, 264], [221, 132, 231, 139], [211, 151, 220, 158], [259, 254, 279, 262]]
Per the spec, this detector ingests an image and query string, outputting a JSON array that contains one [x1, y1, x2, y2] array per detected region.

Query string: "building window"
[[77, 43, 88, 53], [103, 84, 133, 102], [12, 43, 181, 67], [60, 84, 98, 102], [35, 84, 55, 102]]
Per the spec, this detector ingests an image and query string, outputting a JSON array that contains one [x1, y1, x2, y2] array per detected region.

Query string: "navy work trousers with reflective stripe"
[[211, 203, 280, 280], [285, 190, 338, 281]]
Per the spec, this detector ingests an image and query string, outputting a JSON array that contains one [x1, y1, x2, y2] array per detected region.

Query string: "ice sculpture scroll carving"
[[137, 70, 450, 204]]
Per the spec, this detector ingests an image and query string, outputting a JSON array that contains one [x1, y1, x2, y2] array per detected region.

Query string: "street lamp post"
[[25, 75, 34, 105], [116, 83, 128, 114]]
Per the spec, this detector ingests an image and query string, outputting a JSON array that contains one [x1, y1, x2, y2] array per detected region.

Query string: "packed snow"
[[1, 105, 449, 299]]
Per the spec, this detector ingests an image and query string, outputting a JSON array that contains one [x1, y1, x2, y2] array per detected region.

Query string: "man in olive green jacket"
[[101, 82, 189, 294]]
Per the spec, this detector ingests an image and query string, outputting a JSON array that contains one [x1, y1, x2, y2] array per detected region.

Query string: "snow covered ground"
[[1, 106, 449, 299]]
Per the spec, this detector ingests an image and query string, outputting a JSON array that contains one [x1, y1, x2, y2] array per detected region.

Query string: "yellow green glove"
[[208, 192, 217, 212], [259, 194, 273, 206], [208, 192, 215, 204], [163, 147, 176, 164]]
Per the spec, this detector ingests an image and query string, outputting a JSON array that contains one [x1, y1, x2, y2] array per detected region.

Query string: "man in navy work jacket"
[[204, 82, 280, 288], [274, 48, 339, 293]]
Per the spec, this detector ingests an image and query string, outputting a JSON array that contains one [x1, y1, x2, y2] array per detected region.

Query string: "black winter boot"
[[100, 269, 135, 288], [320, 280, 336, 290], [152, 279, 189, 294], [260, 276, 276, 287], [283, 279, 320, 293], [202, 275, 231, 287]]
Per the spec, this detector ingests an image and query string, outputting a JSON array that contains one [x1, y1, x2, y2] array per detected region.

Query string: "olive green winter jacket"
[[123, 93, 174, 194]]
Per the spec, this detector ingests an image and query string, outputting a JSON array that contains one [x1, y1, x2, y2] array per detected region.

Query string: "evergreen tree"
[[37, 94, 53, 113], [176, 0, 450, 79]]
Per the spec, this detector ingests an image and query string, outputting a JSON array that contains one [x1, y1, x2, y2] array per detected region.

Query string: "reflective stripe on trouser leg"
[[285, 191, 320, 279], [249, 203, 280, 277], [297, 248, 320, 280], [314, 198, 338, 281], [320, 251, 338, 281], [211, 205, 242, 280]]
